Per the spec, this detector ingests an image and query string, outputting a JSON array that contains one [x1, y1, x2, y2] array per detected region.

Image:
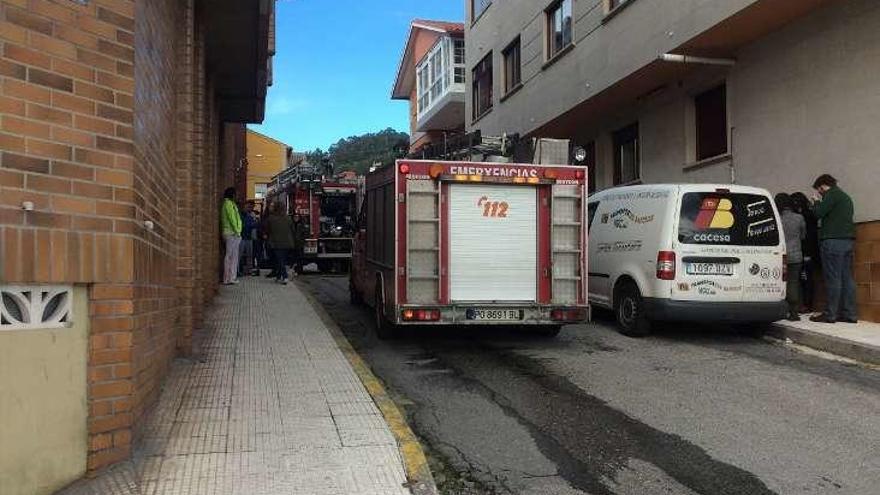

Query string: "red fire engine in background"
[[269, 162, 360, 273], [350, 159, 589, 339]]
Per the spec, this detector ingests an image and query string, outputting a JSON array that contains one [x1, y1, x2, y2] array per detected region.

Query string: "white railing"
[[416, 36, 465, 121]]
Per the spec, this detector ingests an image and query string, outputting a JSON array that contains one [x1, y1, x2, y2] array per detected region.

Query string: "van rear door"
[[673, 191, 783, 303]]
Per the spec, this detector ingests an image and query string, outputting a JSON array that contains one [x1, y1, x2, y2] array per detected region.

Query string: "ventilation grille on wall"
[[0, 286, 73, 331]]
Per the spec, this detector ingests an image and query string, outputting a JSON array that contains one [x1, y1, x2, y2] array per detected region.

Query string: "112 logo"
[[477, 196, 509, 218]]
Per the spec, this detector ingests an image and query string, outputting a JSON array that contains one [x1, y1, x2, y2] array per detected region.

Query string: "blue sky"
[[249, 0, 464, 152]]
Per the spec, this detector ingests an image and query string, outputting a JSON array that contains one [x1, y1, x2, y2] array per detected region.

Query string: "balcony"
[[416, 36, 466, 132]]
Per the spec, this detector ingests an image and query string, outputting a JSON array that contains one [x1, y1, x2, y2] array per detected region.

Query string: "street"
[[299, 275, 880, 495]]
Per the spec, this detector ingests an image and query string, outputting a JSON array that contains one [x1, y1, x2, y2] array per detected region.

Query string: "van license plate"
[[468, 309, 522, 321], [304, 246, 317, 254], [686, 263, 734, 276]]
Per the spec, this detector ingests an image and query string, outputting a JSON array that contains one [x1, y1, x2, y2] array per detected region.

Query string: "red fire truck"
[[270, 163, 359, 273], [350, 159, 589, 338]]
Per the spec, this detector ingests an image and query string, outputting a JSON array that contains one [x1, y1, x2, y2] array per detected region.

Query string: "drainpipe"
[[659, 53, 736, 66]]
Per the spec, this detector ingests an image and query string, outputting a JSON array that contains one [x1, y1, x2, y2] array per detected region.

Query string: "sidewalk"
[[771, 317, 880, 366], [58, 276, 426, 495]]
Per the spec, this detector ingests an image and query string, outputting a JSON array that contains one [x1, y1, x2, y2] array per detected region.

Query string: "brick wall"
[[0, 0, 138, 470], [0, 0, 251, 473], [131, 0, 178, 449]]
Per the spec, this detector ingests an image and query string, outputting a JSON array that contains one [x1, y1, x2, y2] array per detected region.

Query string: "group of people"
[[220, 187, 307, 286], [777, 174, 857, 324]]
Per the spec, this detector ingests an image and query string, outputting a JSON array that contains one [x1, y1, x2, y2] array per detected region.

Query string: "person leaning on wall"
[[809, 174, 857, 324], [220, 187, 243, 286]]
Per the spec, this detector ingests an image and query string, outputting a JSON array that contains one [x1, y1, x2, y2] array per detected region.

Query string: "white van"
[[587, 184, 787, 336]]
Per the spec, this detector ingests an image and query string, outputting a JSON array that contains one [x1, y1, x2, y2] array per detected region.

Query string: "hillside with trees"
[[306, 128, 409, 175]]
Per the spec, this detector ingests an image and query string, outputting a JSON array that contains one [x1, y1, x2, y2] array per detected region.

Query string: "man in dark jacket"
[[265, 202, 297, 284], [809, 174, 857, 323]]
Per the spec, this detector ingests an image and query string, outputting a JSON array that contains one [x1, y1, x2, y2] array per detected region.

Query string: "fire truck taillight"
[[576, 169, 586, 180], [551, 308, 587, 322], [399, 163, 411, 175], [402, 309, 441, 322]]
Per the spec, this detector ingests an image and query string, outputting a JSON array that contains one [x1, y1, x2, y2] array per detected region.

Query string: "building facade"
[[0, 1, 274, 493], [246, 128, 291, 202], [392, 19, 466, 155], [465, 0, 880, 322]]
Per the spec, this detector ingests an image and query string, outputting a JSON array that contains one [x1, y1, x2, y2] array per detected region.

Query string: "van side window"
[[587, 202, 600, 230]]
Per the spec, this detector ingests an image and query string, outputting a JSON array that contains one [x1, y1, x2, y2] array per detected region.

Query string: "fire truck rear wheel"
[[374, 290, 397, 340]]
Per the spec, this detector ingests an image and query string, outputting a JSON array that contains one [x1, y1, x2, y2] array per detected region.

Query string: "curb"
[[768, 323, 880, 366], [298, 282, 439, 495]]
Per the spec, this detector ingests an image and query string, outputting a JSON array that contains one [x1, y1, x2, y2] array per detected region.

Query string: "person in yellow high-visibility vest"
[[220, 187, 243, 285]]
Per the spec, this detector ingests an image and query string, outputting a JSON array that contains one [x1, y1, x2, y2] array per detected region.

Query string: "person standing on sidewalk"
[[239, 201, 259, 276], [220, 187, 243, 286], [265, 202, 297, 284], [291, 214, 307, 274], [776, 193, 806, 321], [791, 192, 820, 312], [809, 174, 857, 324]]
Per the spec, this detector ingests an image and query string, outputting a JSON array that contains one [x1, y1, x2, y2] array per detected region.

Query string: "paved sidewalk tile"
[[59, 276, 411, 495]]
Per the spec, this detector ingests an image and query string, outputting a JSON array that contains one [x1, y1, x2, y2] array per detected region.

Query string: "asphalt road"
[[298, 275, 880, 495]]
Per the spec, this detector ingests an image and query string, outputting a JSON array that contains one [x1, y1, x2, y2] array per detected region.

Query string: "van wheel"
[[615, 282, 651, 338], [374, 288, 396, 340]]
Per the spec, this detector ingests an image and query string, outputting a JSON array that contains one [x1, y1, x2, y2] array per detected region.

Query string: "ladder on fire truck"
[[406, 180, 441, 304]]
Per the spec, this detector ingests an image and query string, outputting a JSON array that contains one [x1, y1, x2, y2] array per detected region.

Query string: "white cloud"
[[266, 96, 309, 117]]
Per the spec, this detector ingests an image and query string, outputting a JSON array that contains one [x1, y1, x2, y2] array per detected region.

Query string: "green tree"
[[314, 128, 408, 175]]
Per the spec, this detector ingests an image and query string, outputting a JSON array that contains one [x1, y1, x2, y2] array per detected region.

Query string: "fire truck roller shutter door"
[[449, 184, 538, 302]]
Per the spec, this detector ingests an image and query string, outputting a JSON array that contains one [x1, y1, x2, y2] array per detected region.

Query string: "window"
[[417, 66, 430, 113], [606, 0, 633, 13], [430, 50, 444, 101], [416, 37, 465, 117], [546, 0, 573, 60], [613, 123, 639, 185], [502, 37, 522, 94], [254, 183, 268, 199], [472, 0, 491, 21], [472, 52, 493, 120], [453, 38, 465, 84], [694, 84, 728, 161], [587, 202, 600, 230], [678, 193, 779, 246]]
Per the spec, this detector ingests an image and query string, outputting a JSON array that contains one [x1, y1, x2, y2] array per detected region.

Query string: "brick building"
[[0, 1, 274, 493], [391, 19, 466, 155]]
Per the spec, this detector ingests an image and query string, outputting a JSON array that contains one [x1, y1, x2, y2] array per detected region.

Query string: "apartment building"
[[0, 1, 274, 493], [465, 0, 880, 322], [392, 19, 466, 154], [246, 129, 291, 202]]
